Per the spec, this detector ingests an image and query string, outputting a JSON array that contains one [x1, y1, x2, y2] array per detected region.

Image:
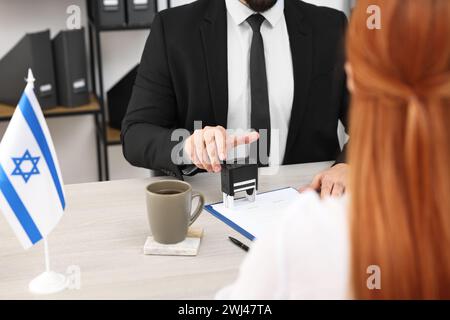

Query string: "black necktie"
[[247, 14, 271, 164]]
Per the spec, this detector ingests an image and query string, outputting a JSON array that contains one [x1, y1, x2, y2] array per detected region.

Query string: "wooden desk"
[[0, 162, 332, 299]]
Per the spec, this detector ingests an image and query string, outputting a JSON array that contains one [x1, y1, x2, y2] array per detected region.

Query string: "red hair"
[[347, 0, 450, 299]]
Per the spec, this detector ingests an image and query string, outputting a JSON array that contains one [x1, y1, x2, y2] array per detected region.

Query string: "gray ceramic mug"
[[146, 180, 205, 244]]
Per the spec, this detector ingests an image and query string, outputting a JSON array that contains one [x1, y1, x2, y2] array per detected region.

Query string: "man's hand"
[[184, 126, 259, 173], [299, 163, 349, 198]]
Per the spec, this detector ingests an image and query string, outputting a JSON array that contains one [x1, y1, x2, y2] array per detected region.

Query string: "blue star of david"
[[11, 150, 40, 183]]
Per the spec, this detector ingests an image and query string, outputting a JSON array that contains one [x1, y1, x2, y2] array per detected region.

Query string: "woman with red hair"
[[218, 0, 450, 299]]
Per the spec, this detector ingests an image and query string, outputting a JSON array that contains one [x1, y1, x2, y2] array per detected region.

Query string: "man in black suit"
[[122, 0, 349, 197]]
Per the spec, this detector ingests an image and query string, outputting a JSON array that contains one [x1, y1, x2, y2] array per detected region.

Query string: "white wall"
[[0, 0, 348, 184]]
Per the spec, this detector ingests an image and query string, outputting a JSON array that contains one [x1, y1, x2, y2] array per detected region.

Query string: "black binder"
[[52, 29, 89, 107], [107, 65, 138, 130], [0, 30, 57, 109], [89, 0, 127, 29], [126, 0, 157, 27]]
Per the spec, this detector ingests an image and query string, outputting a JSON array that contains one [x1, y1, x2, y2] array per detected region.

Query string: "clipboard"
[[205, 187, 301, 241]]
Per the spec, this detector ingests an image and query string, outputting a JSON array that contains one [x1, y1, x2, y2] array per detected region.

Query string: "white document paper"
[[206, 187, 301, 240]]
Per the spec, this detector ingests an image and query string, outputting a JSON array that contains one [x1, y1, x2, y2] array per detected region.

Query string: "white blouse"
[[216, 191, 352, 300]]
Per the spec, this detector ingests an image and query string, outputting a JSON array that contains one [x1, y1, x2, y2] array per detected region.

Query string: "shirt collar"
[[225, 0, 285, 28]]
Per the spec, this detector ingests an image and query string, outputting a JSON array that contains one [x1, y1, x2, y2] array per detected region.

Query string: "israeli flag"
[[0, 71, 66, 249]]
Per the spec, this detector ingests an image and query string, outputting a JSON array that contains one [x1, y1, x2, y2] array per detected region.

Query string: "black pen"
[[229, 236, 249, 252]]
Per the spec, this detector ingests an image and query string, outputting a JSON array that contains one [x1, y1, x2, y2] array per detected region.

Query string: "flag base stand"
[[28, 238, 67, 295], [29, 271, 67, 295]]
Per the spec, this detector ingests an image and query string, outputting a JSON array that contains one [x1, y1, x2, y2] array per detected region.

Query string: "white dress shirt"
[[216, 192, 351, 299], [225, 0, 294, 166]]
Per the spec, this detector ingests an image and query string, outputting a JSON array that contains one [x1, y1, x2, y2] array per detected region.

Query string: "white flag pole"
[[44, 238, 50, 272], [25, 69, 67, 295], [26, 68, 35, 87], [28, 237, 67, 295]]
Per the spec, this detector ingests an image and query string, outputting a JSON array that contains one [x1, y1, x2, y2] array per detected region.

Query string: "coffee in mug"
[[146, 180, 205, 244]]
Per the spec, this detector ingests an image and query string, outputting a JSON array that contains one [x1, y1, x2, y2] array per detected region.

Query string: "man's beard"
[[244, 0, 277, 12]]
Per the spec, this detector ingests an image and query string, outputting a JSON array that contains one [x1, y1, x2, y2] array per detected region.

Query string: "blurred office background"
[[0, 0, 353, 184]]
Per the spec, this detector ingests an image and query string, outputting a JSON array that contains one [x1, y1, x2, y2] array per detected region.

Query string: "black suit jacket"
[[122, 0, 349, 179]]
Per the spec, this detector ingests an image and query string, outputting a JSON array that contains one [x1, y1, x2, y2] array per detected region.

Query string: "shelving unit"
[[87, 0, 167, 180], [0, 95, 100, 121], [106, 126, 121, 146], [0, 95, 103, 181], [0, 1, 171, 182]]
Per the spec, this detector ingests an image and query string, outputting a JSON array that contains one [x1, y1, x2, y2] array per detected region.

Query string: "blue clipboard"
[[204, 187, 293, 241]]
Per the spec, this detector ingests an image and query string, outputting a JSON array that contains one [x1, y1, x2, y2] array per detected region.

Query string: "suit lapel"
[[200, 0, 229, 127], [284, 0, 313, 162]]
